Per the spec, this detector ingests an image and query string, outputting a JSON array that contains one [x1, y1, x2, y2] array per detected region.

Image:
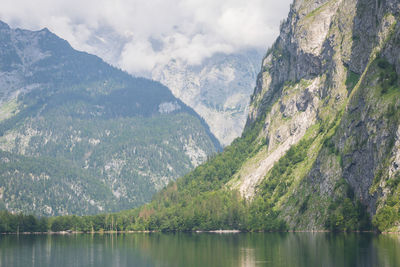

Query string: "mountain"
[[151, 50, 263, 146], [0, 21, 220, 216], [236, 0, 400, 231], [110, 0, 400, 232]]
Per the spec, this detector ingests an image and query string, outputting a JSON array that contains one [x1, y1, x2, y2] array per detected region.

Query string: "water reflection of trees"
[[1, 233, 400, 266]]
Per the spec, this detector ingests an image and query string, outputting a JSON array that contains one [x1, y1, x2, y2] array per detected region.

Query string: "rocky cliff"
[[231, 0, 400, 231]]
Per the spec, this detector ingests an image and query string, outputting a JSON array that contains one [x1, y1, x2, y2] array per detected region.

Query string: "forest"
[[0, 116, 371, 233]]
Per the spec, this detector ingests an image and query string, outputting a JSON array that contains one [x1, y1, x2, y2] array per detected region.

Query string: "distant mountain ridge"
[[152, 50, 263, 146], [0, 21, 220, 216]]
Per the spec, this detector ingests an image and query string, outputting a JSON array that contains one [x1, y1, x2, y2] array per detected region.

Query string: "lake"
[[1, 232, 400, 266]]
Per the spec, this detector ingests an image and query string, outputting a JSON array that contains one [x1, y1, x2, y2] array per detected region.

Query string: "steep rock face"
[[0, 22, 220, 216], [235, 0, 348, 198], [152, 50, 263, 146], [233, 0, 400, 230]]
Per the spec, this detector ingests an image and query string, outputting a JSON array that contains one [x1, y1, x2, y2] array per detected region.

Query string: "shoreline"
[[1, 229, 394, 235]]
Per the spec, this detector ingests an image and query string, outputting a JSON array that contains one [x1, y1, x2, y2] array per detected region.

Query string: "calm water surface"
[[1, 232, 400, 267]]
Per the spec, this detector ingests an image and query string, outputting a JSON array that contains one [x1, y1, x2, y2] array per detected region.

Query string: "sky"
[[0, 0, 292, 76]]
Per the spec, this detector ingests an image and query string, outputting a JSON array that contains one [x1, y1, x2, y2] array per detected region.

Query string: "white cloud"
[[0, 0, 292, 75]]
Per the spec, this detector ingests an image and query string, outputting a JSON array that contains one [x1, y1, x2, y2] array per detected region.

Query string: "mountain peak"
[[0, 20, 10, 30], [39, 27, 51, 34]]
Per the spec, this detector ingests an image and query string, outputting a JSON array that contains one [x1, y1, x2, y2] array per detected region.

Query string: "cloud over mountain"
[[0, 0, 291, 75]]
